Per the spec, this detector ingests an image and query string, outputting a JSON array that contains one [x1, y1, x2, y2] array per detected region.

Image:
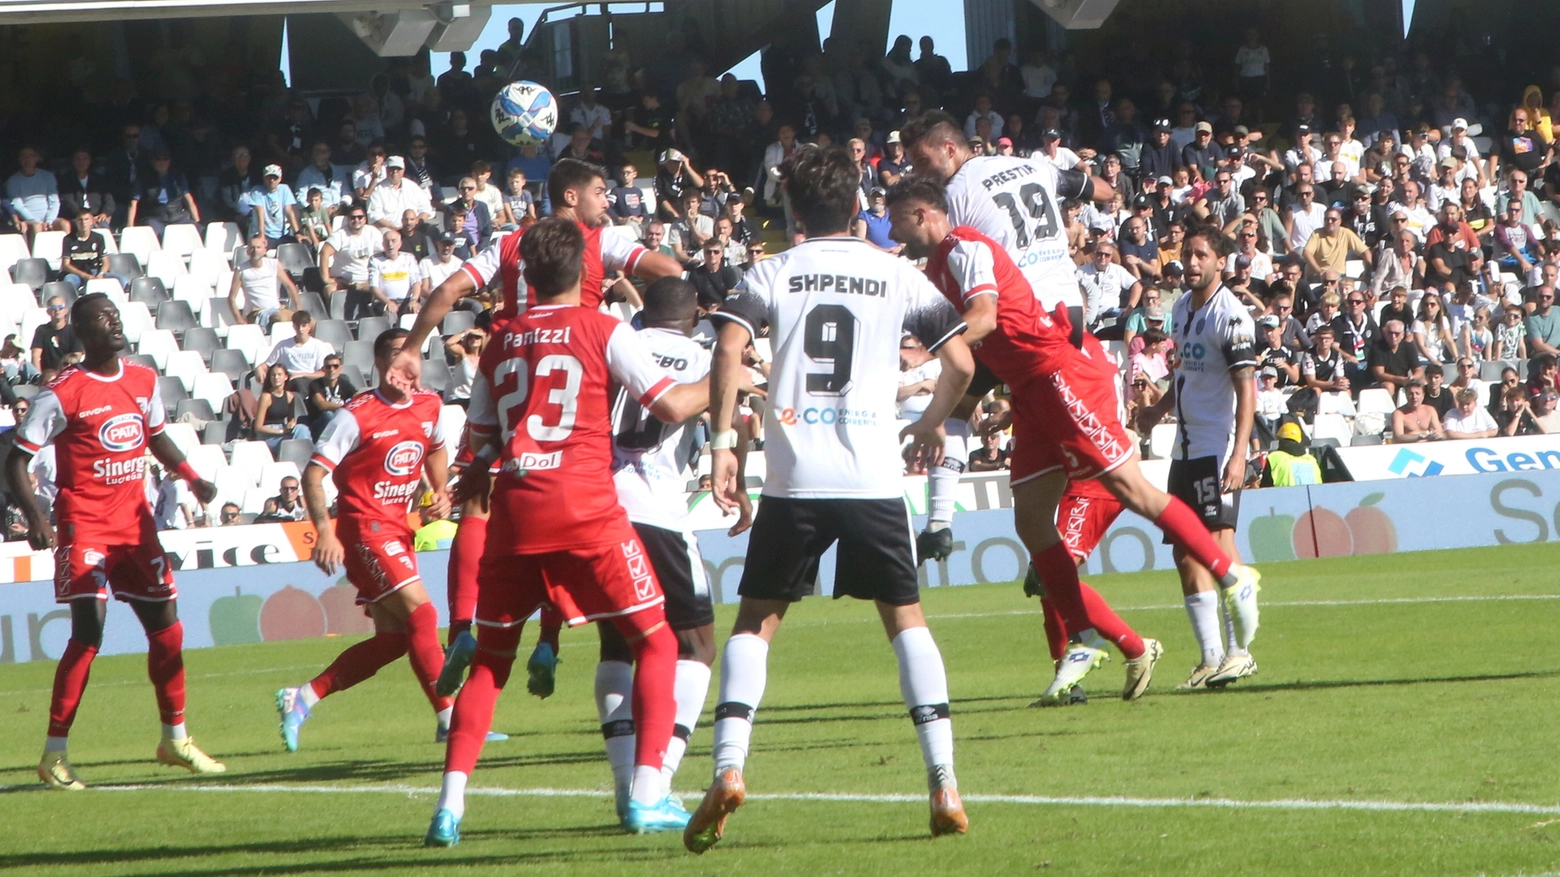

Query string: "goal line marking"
[[79, 782, 1560, 817]]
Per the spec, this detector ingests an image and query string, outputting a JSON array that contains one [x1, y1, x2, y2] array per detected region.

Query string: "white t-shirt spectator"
[[420, 254, 465, 289], [1234, 45, 1270, 78], [265, 334, 335, 375], [366, 178, 434, 225], [324, 225, 384, 286], [1289, 202, 1327, 251], [1257, 386, 1288, 419], [369, 251, 420, 302], [570, 103, 612, 140], [667, 214, 714, 256], [1036, 147, 1083, 171], [238, 258, 284, 311], [1443, 405, 1497, 435], [1076, 261, 1139, 326]]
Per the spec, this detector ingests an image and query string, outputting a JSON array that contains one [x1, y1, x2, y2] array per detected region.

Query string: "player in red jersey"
[[273, 328, 470, 750], [425, 218, 710, 846], [6, 293, 224, 789], [888, 179, 1260, 705]]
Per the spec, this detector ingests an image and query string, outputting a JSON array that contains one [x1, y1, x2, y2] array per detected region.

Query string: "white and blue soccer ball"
[[491, 81, 558, 148]]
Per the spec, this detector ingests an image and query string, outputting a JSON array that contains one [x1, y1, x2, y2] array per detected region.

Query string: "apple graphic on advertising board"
[[209, 587, 262, 645], [319, 578, 374, 635], [1293, 493, 1398, 558], [1248, 508, 1297, 562], [260, 585, 327, 641]]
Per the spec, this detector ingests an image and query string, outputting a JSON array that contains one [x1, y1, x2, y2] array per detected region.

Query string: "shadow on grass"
[[1171, 668, 1560, 696]]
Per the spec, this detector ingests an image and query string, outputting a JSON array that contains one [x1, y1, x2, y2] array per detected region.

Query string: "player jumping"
[[425, 218, 709, 845], [1137, 226, 1261, 689], [685, 145, 978, 854], [7, 293, 225, 789], [886, 180, 1258, 706], [274, 328, 464, 750]]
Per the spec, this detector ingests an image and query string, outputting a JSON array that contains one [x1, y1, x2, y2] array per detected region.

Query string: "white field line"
[[0, 664, 322, 697], [54, 781, 1560, 817], [896, 593, 1560, 625]]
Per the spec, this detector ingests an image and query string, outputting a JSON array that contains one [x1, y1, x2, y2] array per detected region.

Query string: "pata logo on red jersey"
[[384, 440, 424, 476], [97, 413, 145, 452]]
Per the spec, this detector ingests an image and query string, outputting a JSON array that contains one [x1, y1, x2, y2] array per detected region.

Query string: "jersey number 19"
[[992, 183, 1059, 249]]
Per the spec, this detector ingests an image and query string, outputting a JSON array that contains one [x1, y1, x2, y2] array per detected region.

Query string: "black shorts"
[[632, 522, 714, 631], [738, 497, 920, 606], [1164, 455, 1240, 543]]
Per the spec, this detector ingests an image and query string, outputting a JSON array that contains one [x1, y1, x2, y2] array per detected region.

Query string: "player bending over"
[[274, 329, 473, 750], [8, 293, 224, 789], [685, 145, 977, 854], [886, 179, 1257, 705], [425, 218, 709, 846], [898, 334, 974, 558], [1137, 226, 1262, 689]]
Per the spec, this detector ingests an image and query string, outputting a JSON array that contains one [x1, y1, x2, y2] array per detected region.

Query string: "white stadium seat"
[[18, 307, 48, 350], [0, 234, 31, 275], [204, 222, 244, 255], [136, 329, 179, 370], [118, 301, 154, 344], [0, 282, 38, 325], [173, 274, 212, 307], [93, 227, 118, 254], [145, 250, 188, 286], [31, 231, 66, 270], [1147, 423, 1177, 460], [228, 441, 275, 485], [119, 226, 160, 267], [188, 248, 230, 283], [161, 422, 201, 456], [161, 224, 204, 259], [185, 445, 229, 481], [1313, 413, 1354, 447], [212, 469, 251, 511], [85, 277, 127, 305], [258, 461, 301, 498], [191, 373, 234, 411], [1355, 388, 1397, 418], [224, 324, 268, 365], [240, 485, 273, 514], [164, 349, 208, 393]]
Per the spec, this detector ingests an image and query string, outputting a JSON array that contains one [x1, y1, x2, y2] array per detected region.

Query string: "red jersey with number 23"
[[309, 389, 446, 535], [459, 223, 646, 320], [15, 361, 165, 542], [468, 305, 675, 553]]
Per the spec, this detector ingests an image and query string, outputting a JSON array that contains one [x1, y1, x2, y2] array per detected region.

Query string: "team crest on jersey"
[[384, 440, 424, 476], [97, 413, 145, 452]]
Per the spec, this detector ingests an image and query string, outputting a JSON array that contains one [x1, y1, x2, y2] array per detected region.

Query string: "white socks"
[[45, 735, 68, 752], [928, 419, 969, 526], [1184, 591, 1224, 668], [1219, 599, 1248, 658], [594, 660, 636, 802], [299, 684, 322, 709], [162, 722, 188, 740], [437, 771, 468, 819], [663, 659, 712, 787], [891, 626, 955, 788], [435, 707, 453, 730], [711, 633, 768, 775]]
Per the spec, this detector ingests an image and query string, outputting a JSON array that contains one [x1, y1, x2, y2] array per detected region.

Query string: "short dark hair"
[[548, 158, 606, 207], [70, 292, 112, 328], [521, 217, 586, 299], [292, 310, 314, 326], [641, 276, 700, 324], [1425, 363, 1444, 378], [1183, 222, 1234, 259], [885, 177, 948, 214], [780, 145, 863, 236], [1141, 328, 1170, 346], [898, 109, 966, 152], [373, 327, 410, 360]]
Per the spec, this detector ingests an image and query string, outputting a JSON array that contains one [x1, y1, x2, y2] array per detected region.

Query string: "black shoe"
[[916, 527, 954, 566], [1021, 563, 1044, 598]]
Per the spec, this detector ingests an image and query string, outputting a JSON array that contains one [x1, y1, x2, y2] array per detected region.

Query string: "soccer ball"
[[491, 81, 558, 147]]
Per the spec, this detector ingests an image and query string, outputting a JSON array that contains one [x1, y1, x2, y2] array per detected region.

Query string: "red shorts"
[[1057, 480, 1125, 561], [338, 521, 421, 605], [55, 522, 175, 603], [474, 534, 666, 629], [1009, 343, 1134, 485]]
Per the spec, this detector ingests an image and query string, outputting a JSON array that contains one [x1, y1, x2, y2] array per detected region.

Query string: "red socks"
[[1031, 542, 1090, 636], [537, 606, 563, 653], [404, 603, 454, 713], [1154, 498, 1232, 579], [145, 621, 186, 726], [447, 516, 487, 640], [444, 625, 521, 775], [48, 638, 98, 737], [1040, 595, 1066, 661], [1040, 583, 1145, 660], [309, 632, 407, 700], [613, 613, 677, 772]]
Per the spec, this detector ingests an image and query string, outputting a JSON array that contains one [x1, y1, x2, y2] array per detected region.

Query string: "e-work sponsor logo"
[[1387, 448, 1444, 477]]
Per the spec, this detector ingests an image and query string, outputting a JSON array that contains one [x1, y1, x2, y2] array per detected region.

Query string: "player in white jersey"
[[898, 334, 972, 543], [684, 146, 977, 853], [899, 110, 1115, 561], [592, 276, 753, 817], [1139, 226, 1262, 689]]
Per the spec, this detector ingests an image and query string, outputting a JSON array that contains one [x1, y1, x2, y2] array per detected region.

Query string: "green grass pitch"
[[3, 543, 1560, 876]]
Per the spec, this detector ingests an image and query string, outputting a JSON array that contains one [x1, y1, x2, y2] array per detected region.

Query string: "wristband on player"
[[174, 461, 200, 483], [710, 429, 740, 451]]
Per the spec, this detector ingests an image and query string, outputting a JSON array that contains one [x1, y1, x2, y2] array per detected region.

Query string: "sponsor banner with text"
[[1337, 436, 1560, 480]]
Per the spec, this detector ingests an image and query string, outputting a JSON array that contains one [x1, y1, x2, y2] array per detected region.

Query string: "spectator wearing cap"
[[878, 132, 910, 187], [1129, 328, 1171, 386], [1035, 128, 1086, 172], [994, 137, 1015, 157], [1077, 240, 1142, 327], [853, 187, 898, 254], [1140, 119, 1179, 183], [654, 148, 703, 222], [242, 164, 301, 249], [1222, 143, 1256, 189], [1097, 153, 1134, 202], [1181, 121, 1221, 181], [419, 231, 464, 291], [1303, 205, 1370, 279], [126, 149, 199, 235], [1121, 292, 1172, 354], [1256, 314, 1299, 386], [366, 156, 434, 231]]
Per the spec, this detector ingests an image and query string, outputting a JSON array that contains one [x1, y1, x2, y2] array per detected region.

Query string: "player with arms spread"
[[887, 179, 1259, 705], [684, 145, 978, 855], [425, 218, 710, 846], [274, 328, 470, 750], [8, 293, 224, 790], [1139, 226, 1262, 689], [896, 110, 1113, 563]]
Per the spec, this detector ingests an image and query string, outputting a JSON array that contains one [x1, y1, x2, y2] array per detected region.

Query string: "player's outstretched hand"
[[727, 488, 753, 537], [25, 515, 55, 551], [191, 478, 218, 506], [312, 531, 345, 576], [451, 468, 491, 506], [710, 448, 741, 514], [426, 489, 452, 521], [900, 420, 947, 469], [384, 347, 424, 393]]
